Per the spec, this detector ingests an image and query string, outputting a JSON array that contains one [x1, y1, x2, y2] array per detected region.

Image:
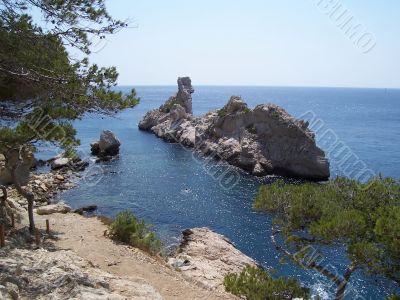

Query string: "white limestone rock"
[[0, 248, 162, 300], [168, 228, 257, 291], [138, 78, 330, 180]]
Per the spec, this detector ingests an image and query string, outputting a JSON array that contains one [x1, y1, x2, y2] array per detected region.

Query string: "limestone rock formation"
[[91, 130, 121, 158], [160, 77, 194, 115], [168, 228, 257, 291], [139, 78, 330, 180], [0, 248, 162, 300]]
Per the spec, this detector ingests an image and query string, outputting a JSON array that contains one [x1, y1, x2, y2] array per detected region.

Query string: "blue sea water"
[[53, 86, 400, 299]]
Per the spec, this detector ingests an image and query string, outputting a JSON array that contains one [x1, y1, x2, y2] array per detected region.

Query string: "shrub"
[[224, 265, 309, 300], [218, 108, 227, 117], [243, 107, 252, 114], [270, 111, 281, 119], [160, 98, 177, 113], [246, 124, 257, 134], [109, 210, 162, 255]]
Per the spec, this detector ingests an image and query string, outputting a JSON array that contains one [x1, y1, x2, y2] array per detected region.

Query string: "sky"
[[87, 0, 400, 88]]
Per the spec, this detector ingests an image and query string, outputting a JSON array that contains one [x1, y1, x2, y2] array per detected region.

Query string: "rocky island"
[[139, 77, 330, 181]]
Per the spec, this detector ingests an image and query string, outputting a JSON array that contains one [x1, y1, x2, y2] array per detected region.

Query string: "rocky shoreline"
[[139, 77, 330, 181], [0, 207, 246, 299], [0, 158, 83, 228], [0, 135, 117, 224], [0, 161, 254, 299], [1, 91, 323, 297]]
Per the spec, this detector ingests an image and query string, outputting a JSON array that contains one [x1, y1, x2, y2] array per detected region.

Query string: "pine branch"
[[271, 227, 353, 288]]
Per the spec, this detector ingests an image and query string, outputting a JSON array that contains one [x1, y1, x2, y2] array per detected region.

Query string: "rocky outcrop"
[[161, 77, 194, 115], [168, 228, 257, 291], [139, 78, 330, 181], [139, 77, 194, 131], [0, 248, 162, 300], [4, 169, 78, 212], [91, 130, 121, 158]]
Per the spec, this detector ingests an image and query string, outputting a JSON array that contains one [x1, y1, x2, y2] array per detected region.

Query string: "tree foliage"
[[0, 0, 139, 233], [224, 265, 310, 300], [253, 177, 400, 299], [109, 210, 162, 255], [0, 0, 139, 142]]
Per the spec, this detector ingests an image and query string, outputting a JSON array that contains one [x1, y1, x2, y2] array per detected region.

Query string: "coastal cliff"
[[139, 77, 330, 181]]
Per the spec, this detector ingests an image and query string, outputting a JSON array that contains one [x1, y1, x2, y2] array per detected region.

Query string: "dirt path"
[[35, 213, 235, 300]]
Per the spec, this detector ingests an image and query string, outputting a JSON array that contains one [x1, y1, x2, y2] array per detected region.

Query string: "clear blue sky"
[[89, 0, 400, 88]]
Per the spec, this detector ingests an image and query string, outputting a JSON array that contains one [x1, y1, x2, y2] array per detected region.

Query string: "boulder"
[[47, 153, 88, 171], [168, 228, 257, 291], [90, 142, 100, 156], [51, 157, 71, 170], [74, 205, 98, 215], [36, 202, 71, 215], [91, 130, 121, 157], [138, 78, 330, 181]]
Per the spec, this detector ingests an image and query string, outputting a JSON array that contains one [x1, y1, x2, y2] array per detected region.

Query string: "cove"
[[56, 86, 400, 299]]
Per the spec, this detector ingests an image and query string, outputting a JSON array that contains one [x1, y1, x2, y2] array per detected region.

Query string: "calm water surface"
[[50, 86, 400, 299]]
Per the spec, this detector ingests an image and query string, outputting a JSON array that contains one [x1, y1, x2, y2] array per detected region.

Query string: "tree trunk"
[[0, 186, 7, 203], [0, 185, 9, 226], [4, 147, 36, 233], [11, 168, 35, 233], [27, 195, 35, 233], [334, 264, 355, 300], [335, 282, 348, 300]]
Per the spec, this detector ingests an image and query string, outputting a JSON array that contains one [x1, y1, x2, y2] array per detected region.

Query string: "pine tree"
[[0, 0, 139, 233], [254, 177, 400, 300]]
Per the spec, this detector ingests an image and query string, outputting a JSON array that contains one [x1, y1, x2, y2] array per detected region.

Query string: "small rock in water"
[[181, 188, 191, 194], [74, 205, 98, 215], [91, 130, 121, 158], [51, 157, 70, 170]]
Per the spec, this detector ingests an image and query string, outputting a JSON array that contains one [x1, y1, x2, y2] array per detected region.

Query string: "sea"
[[38, 85, 400, 299]]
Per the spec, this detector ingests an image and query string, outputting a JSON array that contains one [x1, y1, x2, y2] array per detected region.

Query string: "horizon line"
[[117, 84, 400, 90]]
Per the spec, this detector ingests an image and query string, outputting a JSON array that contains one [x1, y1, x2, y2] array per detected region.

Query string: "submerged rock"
[[168, 228, 257, 291], [139, 78, 330, 180]]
